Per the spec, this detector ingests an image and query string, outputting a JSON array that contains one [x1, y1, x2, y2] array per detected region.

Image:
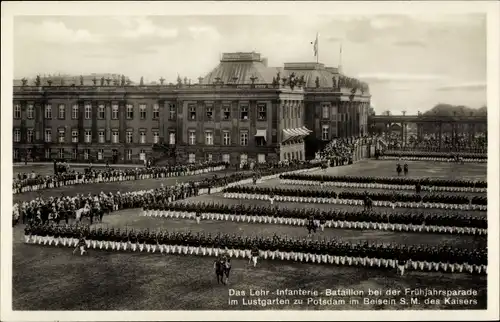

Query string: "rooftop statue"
[[299, 75, 305, 86]]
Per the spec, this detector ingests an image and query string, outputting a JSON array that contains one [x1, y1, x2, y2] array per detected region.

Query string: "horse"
[[75, 204, 91, 222], [396, 164, 402, 176], [214, 257, 231, 285], [363, 197, 373, 211]]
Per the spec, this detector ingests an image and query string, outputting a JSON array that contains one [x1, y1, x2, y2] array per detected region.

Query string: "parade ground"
[[12, 160, 488, 310]]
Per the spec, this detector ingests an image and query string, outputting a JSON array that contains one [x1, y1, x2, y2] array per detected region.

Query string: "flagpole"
[[339, 43, 343, 71]]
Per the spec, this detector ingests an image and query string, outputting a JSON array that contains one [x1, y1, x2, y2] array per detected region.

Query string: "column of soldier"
[[222, 184, 487, 211], [24, 220, 487, 275], [141, 201, 487, 235], [15, 161, 316, 226], [13, 161, 229, 194]]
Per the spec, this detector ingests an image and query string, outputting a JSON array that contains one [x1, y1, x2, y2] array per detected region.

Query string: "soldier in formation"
[[155, 202, 486, 234], [24, 224, 487, 275], [13, 161, 229, 194]]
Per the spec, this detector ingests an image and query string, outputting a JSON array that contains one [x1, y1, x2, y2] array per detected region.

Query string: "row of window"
[[13, 129, 267, 146], [13, 104, 160, 120], [186, 130, 266, 146], [186, 104, 267, 121], [187, 153, 266, 164], [13, 148, 146, 161], [13, 129, 160, 144], [13, 103, 270, 121], [13, 148, 268, 164]]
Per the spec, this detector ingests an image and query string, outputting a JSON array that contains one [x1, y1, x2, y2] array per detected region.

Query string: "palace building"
[[12, 52, 370, 165]]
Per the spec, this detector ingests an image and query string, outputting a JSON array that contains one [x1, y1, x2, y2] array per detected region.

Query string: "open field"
[[314, 160, 487, 181], [12, 160, 488, 310]]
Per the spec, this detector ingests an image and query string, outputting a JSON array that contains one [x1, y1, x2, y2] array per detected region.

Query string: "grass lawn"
[[316, 160, 486, 181], [11, 160, 488, 311]]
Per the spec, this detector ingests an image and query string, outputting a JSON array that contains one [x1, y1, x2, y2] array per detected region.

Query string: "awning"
[[295, 128, 308, 136], [300, 126, 313, 134], [282, 129, 294, 142], [255, 129, 267, 137], [255, 129, 267, 141], [282, 127, 312, 143]]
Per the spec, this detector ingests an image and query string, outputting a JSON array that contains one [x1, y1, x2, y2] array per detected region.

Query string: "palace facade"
[[13, 52, 370, 165]]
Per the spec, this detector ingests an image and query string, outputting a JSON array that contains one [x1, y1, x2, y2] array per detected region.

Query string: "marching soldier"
[[73, 233, 87, 256]]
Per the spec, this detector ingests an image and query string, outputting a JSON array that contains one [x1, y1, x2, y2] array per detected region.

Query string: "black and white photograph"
[[1, 1, 499, 321]]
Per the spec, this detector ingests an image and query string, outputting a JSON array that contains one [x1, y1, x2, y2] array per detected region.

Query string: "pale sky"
[[13, 14, 486, 114]]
